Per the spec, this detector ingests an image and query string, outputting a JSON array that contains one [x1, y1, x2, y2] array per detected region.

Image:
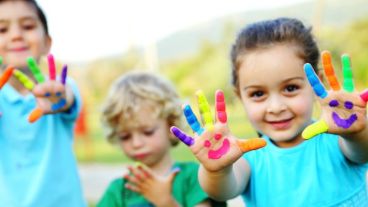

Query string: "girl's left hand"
[[302, 51, 368, 139], [13, 54, 69, 123], [124, 164, 180, 207]]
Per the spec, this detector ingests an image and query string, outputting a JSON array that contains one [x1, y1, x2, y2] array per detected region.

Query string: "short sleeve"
[[60, 78, 82, 121], [97, 179, 124, 207]]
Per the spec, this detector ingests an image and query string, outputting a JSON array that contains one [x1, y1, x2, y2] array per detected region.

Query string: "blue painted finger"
[[183, 105, 204, 135], [304, 63, 327, 99]]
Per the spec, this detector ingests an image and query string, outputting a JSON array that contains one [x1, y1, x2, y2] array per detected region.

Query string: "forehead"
[[0, 1, 38, 20], [238, 44, 306, 87], [119, 105, 163, 131]]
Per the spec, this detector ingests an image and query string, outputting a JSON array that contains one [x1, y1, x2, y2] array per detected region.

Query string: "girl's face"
[[238, 44, 314, 147], [0, 1, 51, 68], [117, 106, 172, 168]]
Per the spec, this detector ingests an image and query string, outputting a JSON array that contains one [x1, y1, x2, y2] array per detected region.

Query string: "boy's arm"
[[198, 158, 250, 201]]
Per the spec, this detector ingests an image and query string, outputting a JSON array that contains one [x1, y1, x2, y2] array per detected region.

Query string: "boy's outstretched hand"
[[124, 164, 180, 206], [171, 90, 266, 172], [303, 51, 368, 139], [13, 54, 71, 123]]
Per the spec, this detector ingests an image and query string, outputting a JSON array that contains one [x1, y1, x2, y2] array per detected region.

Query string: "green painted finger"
[[27, 57, 45, 83], [196, 90, 214, 131], [341, 54, 354, 92], [302, 120, 329, 139], [13, 69, 35, 90], [0, 56, 2, 65]]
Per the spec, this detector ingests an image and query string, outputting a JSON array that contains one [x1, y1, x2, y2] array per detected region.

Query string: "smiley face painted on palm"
[[329, 100, 357, 129], [204, 133, 230, 159]]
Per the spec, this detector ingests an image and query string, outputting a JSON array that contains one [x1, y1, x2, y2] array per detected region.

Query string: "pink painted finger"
[[47, 54, 56, 80], [215, 90, 227, 123], [360, 89, 368, 102], [61, 64, 68, 85]]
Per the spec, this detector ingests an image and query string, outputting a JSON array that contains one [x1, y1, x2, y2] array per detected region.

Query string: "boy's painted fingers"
[[322, 51, 340, 91], [170, 126, 194, 146], [13, 69, 35, 90], [183, 104, 204, 135], [61, 65, 68, 85], [47, 54, 56, 80], [28, 108, 43, 123], [215, 90, 227, 123], [0, 66, 14, 89], [27, 57, 45, 83], [237, 138, 267, 153], [304, 63, 328, 99], [51, 98, 66, 111], [360, 89, 368, 102], [302, 120, 329, 139], [196, 90, 214, 130], [341, 54, 354, 92]]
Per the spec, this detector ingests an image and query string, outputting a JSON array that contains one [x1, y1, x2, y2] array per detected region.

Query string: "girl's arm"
[[339, 120, 368, 163], [199, 158, 250, 201]]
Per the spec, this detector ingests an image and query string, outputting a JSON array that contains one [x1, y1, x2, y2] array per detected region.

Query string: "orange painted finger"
[[237, 138, 267, 152], [322, 51, 340, 91], [28, 108, 43, 123], [0, 66, 14, 89]]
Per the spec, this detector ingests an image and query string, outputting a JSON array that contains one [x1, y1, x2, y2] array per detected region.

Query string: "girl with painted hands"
[[172, 17, 368, 206], [98, 72, 227, 207], [0, 1, 85, 206]]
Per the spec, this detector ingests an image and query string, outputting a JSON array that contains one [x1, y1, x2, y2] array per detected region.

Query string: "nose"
[[131, 134, 145, 148], [9, 24, 23, 42], [266, 95, 287, 114]]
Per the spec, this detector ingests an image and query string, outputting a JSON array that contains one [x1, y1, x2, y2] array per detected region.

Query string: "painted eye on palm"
[[302, 51, 368, 139], [13, 54, 68, 123]]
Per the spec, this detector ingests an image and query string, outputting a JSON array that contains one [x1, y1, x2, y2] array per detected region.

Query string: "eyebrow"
[[243, 76, 305, 91], [0, 16, 38, 23]]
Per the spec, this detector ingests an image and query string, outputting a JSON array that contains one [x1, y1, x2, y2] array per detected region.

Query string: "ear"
[[44, 35, 52, 54]]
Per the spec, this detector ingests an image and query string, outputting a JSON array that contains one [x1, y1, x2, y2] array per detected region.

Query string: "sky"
[[37, 0, 309, 63]]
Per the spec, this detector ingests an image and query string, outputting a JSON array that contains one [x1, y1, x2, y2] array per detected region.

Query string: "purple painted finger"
[[61, 64, 68, 85], [170, 126, 194, 146]]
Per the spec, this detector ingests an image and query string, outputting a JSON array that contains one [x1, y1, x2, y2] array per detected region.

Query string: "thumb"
[[237, 138, 267, 153], [167, 167, 181, 183]]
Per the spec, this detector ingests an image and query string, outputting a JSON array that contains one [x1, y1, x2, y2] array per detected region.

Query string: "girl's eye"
[[250, 91, 264, 98], [0, 27, 8, 33], [22, 24, 36, 30], [285, 85, 299, 92]]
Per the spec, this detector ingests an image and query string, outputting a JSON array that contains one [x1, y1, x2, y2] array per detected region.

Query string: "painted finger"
[[61, 65, 68, 85], [136, 163, 152, 179], [28, 108, 43, 123], [51, 98, 66, 111], [47, 54, 56, 80], [322, 51, 340, 91], [360, 89, 368, 102], [124, 182, 141, 193], [237, 138, 266, 153], [0, 66, 14, 89], [183, 104, 204, 135], [215, 90, 227, 123], [341, 54, 354, 92], [302, 120, 329, 139], [13, 69, 35, 90], [196, 90, 214, 130], [170, 126, 194, 146], [304, 63, 327, 99], [127, 166, 145, 182], [27, 57, 45, 83]]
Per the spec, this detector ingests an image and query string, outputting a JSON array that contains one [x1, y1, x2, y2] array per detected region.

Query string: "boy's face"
[[0, 1, 51, 68], [237, 44, 315, 147], [117, 106, 172, 167]]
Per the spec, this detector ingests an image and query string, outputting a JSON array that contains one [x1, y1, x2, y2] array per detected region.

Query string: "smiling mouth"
[[332, 112, 357, 129], [268, 118, 293, 130], [208, 138, 230, 159]]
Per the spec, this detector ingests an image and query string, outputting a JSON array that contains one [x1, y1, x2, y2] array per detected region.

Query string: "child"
[[98, 71, 227, 207], [171, 17, 368, 206], [0, 0, 85, 206]]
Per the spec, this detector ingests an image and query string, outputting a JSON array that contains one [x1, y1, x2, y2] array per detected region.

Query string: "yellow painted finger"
[[196, 90, 214, 131], [13, 69, 35, 90], [302, 120, 329, 139]]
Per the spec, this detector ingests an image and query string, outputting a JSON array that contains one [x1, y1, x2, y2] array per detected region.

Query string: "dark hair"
[[230, 17, 319, 96], [0, 0, 49, 36]]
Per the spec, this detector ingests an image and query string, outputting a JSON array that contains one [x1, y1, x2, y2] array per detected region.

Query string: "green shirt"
[[97, 162, 226, 207]]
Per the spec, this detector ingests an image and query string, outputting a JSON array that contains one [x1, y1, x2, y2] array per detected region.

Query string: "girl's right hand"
[[171, 90, 266, 172]]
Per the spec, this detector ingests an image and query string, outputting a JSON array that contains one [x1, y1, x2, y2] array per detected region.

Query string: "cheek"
[[241, 98, 264, 122], [290, 95, 314, 118]]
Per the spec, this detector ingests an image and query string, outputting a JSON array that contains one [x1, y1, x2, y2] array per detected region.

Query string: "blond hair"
[[101, 71, 183, 145]]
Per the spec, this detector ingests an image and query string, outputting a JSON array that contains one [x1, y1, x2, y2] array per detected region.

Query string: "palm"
[[13, 55, 68, 122], [171, 90, 266, 172], [303, 51, 368, 139]]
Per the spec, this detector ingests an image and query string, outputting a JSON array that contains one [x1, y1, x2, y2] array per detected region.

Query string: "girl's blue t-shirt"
[[242, 133, 368, 207]]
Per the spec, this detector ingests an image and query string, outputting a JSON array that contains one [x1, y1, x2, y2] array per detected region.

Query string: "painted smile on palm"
[[329, 100, 357, 129], [204, 133, 230, 159]]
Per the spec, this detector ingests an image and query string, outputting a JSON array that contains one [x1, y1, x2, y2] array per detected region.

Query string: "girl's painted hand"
[[171, 90, 266, 172], [124, 164, 180, 206], [13, 54, 69, 123], [302, 51, 368, 139]]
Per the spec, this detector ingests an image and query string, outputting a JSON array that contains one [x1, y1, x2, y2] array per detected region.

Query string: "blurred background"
[[36, 0, 368, 206]]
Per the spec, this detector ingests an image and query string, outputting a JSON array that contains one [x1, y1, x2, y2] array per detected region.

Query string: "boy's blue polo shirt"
[[0, 79, 86, 207]]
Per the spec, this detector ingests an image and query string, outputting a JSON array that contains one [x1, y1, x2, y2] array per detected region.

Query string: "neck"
[[150, 152, 174, 175]]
